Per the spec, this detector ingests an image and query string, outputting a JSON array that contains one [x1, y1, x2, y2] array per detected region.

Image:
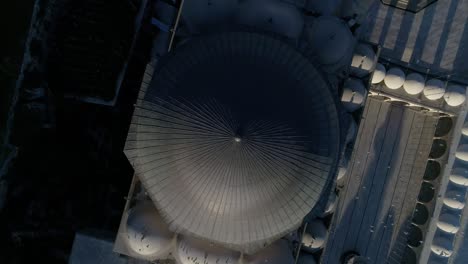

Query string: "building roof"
[[124, 31, 341, 253], [321, 96, 439, 263]]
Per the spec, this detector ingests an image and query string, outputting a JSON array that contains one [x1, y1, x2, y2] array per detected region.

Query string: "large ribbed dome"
[[125, 31, 340, 253]]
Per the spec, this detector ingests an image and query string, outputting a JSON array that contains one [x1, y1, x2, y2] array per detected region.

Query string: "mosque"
[[102, 1, 468, 263]]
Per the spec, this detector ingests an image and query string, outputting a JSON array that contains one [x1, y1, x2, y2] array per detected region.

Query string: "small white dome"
[[341, 78, 366, 112], [183, 0, 238, 31], [456, 144, 468, 162], [307, 16, 354, 66], [450, 168, 468, 187], [384, 68, 406, 89], [443, 190, 466, 210], [236, 0, 304, 40], [462, 121, 468, 137], [345, 119, 358, 146], [437, 213, 460, 234], [244, 239, 294, 264], [337, 166, 348, 183], [444, 85, 466, 107], [431, 236, 453, 257], [125, 202, 174, 257], [176, 236, 240, 264], [297, 253, 317, 264], [321, 191, 337, 217], [424, 79, 445, 100], [403, 73, 425, 95], [371, 63, 386, 84], [301, 219, 327, 253], [350, 44, 376, 78], [306, 0, 341, 15]]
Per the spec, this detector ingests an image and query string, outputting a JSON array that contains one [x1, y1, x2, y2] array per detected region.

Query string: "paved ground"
[[362, 0, 468, 82], [321, 97, 438, 264]]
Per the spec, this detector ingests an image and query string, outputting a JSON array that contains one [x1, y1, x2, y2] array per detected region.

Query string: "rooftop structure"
[[124, 30, 341, 253], [106, 0, 468, 263]]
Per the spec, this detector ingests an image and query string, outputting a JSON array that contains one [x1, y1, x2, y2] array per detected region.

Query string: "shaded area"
[[401, 246, 417, 264], [429, 139, 447, 159], [423, 160, 441, 181], [407, 224, 423, 247], [412, 203, 429, 225], [0, 0, 154, 263], [0, 137, 134, 263], [434, 116, 453, 137], [0, 0, 35, 170], [418, 182, 435, 203], [48, 0, 137, 101]]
